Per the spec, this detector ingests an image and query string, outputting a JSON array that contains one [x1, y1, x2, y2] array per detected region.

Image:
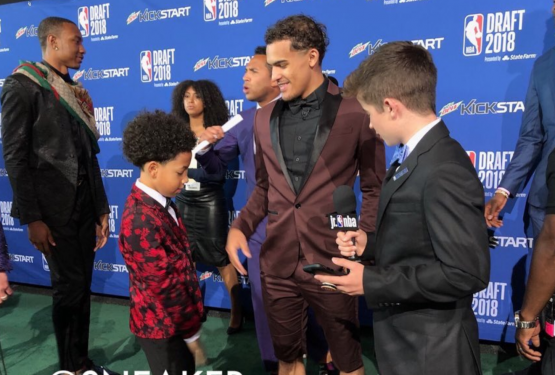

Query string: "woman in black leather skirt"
[[172, 80, 243, 334]]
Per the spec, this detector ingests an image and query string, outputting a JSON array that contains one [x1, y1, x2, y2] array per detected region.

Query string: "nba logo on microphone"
[[140, 51, 152, 82], [463, 14, 483, 56], [204, 0, 217, 21], [77, 7, 90, 37]]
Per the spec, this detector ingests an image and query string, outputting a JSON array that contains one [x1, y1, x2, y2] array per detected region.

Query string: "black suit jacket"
[[363, 121, 490, 375], [1, 74, 109, 226]]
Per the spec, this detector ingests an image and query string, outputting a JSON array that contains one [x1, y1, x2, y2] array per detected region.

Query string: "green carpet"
[[0, 287, 533, 375]]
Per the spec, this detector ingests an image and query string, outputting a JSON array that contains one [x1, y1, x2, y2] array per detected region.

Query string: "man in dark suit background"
[[226, 15, 385, 375], [1, 17, 114, 374], [316, 41, 490, 375], [484, 2, 555, 279]]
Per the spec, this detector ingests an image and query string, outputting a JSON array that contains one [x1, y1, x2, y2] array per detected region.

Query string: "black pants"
[[45, 180, 96, 372], [137, 335, 195, 375]]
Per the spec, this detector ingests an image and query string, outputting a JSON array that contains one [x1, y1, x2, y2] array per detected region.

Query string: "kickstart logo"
[[385, 0, 426, 5], [349, 37, 443, 58], [73, 67, 129, 81], [140, 49, 179, 88], [94, 260, 128, 273], [265, 0, 304, 6], [463, 10, 536, 62], [439, 99, 524, 116], [9, 254, 34, 264], [15, 25, 38, 39], [194, 55, 251, 71], [203, 0, 252, 26], [101, 169, 134, 178], [127, 7, 191, 24], [78, 4, 119, 42]]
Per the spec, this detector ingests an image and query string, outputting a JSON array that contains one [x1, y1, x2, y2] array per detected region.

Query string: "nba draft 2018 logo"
[[78, 4, 118, 42], [203, 0, 252, 26], [140, 49, 178, 88], [463, 10, 535, 62]]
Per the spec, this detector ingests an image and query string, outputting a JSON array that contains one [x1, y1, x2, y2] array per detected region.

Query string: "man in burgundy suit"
[[226, 15, 385, 375]]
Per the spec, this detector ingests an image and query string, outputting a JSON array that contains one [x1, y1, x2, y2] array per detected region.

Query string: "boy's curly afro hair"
[[122, 110, 197, 168]]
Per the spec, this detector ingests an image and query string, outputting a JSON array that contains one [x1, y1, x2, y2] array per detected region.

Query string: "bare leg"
[[217, 263, 243, 328], [279, 358, 305, 375], [186, 338, 208, 366], [340, 367, 364, 375]]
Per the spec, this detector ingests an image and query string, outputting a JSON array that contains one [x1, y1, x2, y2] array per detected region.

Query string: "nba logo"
[[204, 0, 217, 21], [42, 254, 50, 272], [336, 215, 344, 228], [78, 7, 90, 37], [463, 14, 484, 56], [467, 151, 477, 167], [140, 51, 152, 82]]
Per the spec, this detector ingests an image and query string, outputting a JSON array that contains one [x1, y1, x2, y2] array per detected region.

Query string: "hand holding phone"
[[303, 263, 348, 291], [303, 263, 348, 276]]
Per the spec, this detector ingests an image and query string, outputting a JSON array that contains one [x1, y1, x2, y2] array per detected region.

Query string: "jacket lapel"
[[269, 100, 296, 194], [375, 121, 450, 234], [298, 91, 342, 193]]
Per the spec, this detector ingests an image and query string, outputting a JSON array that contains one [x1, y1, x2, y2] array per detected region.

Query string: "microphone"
[[192, 114, 243, 153], [330, 185, 360, 262]]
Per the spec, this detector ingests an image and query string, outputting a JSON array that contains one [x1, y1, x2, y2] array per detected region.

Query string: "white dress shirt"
[[135, 179, 178, 224]]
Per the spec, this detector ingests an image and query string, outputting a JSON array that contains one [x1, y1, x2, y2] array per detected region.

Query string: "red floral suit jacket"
[[119, 185, 204, 339]]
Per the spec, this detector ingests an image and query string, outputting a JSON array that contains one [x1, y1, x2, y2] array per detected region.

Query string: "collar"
[[287, 77, 328, 111], [135, 179, 169, 209], [257, 94, 281, 109], [404, 117, 441, 157], [41, 60, 74, 84]]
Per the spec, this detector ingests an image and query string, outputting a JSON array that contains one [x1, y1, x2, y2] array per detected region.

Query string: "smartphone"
[[303, 263, 348, 276]]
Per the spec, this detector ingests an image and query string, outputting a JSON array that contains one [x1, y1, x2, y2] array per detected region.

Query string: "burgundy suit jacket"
[[231, 81, 386, 278], [119, 185, 204, 339]]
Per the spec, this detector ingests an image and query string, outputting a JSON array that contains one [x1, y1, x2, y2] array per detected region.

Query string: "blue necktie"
[[390, 144, 407, 166]]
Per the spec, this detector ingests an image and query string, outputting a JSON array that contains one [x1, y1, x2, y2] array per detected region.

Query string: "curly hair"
[[122, 110, 197, 168], [171, 80, 229, 128], [265, 15, 329, 65]]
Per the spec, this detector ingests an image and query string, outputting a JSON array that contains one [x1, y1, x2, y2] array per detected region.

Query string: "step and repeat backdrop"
[[0, 0, 553, 343]]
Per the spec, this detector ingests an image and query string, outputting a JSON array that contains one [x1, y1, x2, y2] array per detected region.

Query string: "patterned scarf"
[[13, 61, 100, 153]]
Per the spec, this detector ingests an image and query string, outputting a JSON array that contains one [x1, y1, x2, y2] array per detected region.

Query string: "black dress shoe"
[[89, 363, 121, 375], [226, 317, 244, 335]]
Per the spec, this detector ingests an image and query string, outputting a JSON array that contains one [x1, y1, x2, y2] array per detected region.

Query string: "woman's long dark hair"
[[171, 79, 229, 128]]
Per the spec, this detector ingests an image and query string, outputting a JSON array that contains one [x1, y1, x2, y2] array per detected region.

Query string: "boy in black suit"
[[315, 41, 491, 375]]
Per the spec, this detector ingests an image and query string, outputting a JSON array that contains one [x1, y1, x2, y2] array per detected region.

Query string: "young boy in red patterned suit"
[[119, 110, 203, 375]]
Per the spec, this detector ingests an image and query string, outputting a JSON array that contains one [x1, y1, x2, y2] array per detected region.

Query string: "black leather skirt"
[[175, 185, 229, 267]]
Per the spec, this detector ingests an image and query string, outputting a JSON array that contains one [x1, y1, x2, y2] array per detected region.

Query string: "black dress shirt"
[[279, 78, 328, 193]]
